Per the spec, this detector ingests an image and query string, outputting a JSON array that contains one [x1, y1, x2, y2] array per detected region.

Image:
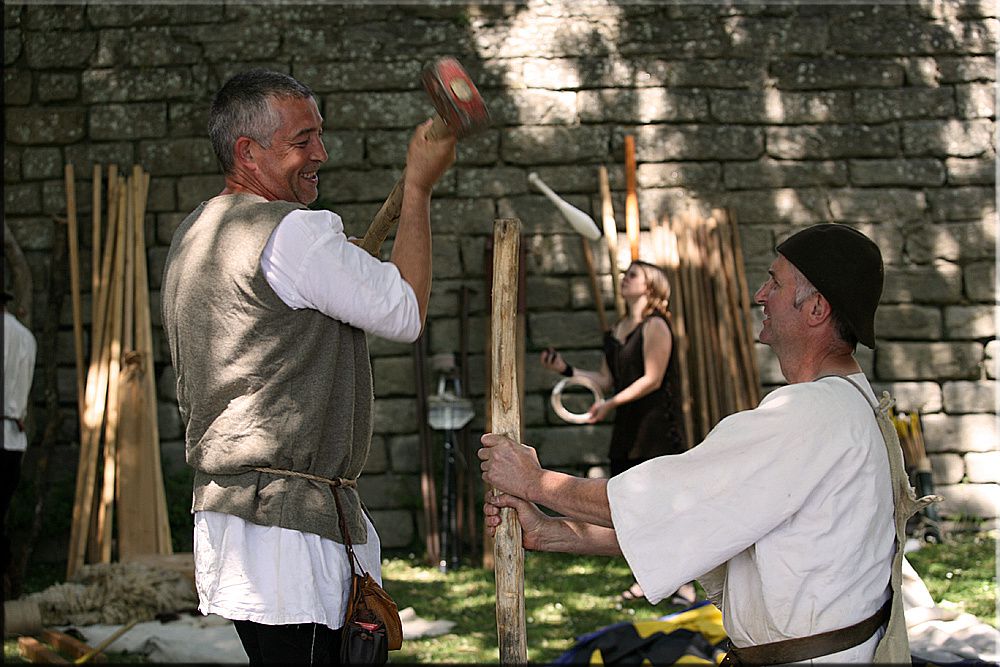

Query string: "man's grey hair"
[[209, 69, 315, 175], [790, 263, 858, 350]]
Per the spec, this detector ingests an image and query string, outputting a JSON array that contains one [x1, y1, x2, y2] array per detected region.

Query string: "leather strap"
[[3, 415, 24, 432], [722, 597, 891, 665]]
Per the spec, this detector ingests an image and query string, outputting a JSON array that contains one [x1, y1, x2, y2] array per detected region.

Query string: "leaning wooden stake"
[[490, 218, 527, 664], [598, 166, 625, 319], [65, 164, 86, 421], [624, 135, 640, 261]]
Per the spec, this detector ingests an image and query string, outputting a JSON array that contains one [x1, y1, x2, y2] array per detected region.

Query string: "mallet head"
[[421, 57, 490, 139]]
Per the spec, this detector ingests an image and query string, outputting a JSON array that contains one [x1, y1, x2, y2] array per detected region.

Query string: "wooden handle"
[[359, 114, 451, 256], [490, 218, 528, 665]]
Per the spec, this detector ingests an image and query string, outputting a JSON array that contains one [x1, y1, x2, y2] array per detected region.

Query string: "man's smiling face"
[[252, 95, 327, 205]]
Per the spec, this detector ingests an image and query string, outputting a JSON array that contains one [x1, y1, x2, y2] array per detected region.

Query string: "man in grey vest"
[[480, 224, 933, 663], [162, 69, 455, 663]]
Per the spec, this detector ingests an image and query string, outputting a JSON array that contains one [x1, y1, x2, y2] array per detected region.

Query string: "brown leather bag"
[[333, 486, 403, 654]]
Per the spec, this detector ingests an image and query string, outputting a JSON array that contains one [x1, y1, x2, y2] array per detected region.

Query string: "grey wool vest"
[[161, 193, 372, 544]]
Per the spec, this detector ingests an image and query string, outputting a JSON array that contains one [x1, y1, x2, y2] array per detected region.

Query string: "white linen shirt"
[[4, 310, 37, 452], [194, 206, 419, 629], [608, 374, 895, 663]]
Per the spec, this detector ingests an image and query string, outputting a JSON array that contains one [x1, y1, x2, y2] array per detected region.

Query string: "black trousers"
[[233, 620, 343, 665]]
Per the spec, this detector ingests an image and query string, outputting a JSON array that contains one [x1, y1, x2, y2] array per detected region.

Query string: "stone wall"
[[4, 2, 996, 556]]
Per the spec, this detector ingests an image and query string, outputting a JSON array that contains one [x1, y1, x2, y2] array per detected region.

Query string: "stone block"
[[944, 306, 996, 339], [854, 88, 955, 122], [502, 126, 611, 165], [25, 4, 85, 29], [490, 89, 578, 126], [91, 103, 168, 140], [871, 381, 943, 412], [529, 311, 609, 350], [363, 435, 388, 474], [294, 60, 422, 92], [945, 158, 995, 185], [719, 189, 829, 225], [637, 162, 722, 189], [145, 178, 176, 213], [938, 56, 996, 83], [432, 235, 462, 279], [5, 147, 20, 182], [636, 125, 763, 161], [82, 67, 208, 103], [935, 483, 999, 519], [905, 221, 996, 263], [711, 90, 853, 124], [368, 509, 414, 549], [4, 69, 31, 105], [372, 398, 418, 435], [454, 131, 500, 167], [139, 139, 218, 175], [901, 57, 940, 87], [987, 340, 997, 379], [882, 264, 962, 303], [319, 168, 403, 204], [176, 175, 224, 211], [5, 29, 20, 66], [875, 342, 982, 380], [964, 262, 995, 302], [322, 91, 429, 130], [767, 125, 898, 159], [828, 188, 928, 222], [372, 356, 416, 398], [926, 186, 996, 222], [531, 425, 612, 467], [659, 58, 769, 89], [6, 107, 85, 145], [65, 143, 135, 170], [875, 305, 942, 340], [921, 413, 997, 453], [37, 73, 79, 103], [830, 18, 996, 56], [956, 82, 996, 119], [157, 400, 184, 441], [456, 167, 528, 198], [127, 27, 203, 66], [964, 452, 1000, 484], [428, 198, 495, 236], [724, 159, 846, 189], [577, 88, 707, 123], [848, 159, 945, 187], [388, 434, 420, 474], [166, 102, 211, 138], [929, 453, 965, 485], [5, 183, 41, 215], [943, 381, 996, 414], [357, 473, 421, 510], [902, 120, 995, 158], [22, 148, 62, 180], [770, 58, 904, 89], [428, 316, 485, 357], [157, 365, 177, 403], [316, 131, 365, 169], [24, 30, 96, 68]]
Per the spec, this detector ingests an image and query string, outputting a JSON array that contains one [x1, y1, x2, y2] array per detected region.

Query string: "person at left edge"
[[161, 69, 456, 664]]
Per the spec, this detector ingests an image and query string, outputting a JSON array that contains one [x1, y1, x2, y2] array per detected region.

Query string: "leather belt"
[[721, 596, 892, 665]]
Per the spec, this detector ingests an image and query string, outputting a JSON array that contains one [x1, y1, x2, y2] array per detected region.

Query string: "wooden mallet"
[[360, 57, 490, 255]]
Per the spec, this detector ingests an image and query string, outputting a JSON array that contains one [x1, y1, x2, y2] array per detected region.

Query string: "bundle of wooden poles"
[[65, 163, 172, 580], [649, 207, 761, 447]]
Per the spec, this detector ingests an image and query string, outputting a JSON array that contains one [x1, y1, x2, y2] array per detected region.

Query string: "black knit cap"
[[776, 223, 884, 349]]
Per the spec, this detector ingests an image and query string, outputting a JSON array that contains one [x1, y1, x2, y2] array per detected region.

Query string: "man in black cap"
[[478, 223, 930, 663]]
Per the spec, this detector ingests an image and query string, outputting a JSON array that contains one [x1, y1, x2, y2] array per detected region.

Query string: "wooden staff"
[[724, 208, 761, 407], [624, 135, 640, 261], [92, 165, 102, 301], [94, 176, 128, 563], [67, 168, 120, 578], [598, 166, 625, 319], [581, 236, 608, 333], [65, 164, 85, 420], [490, 218, 527, 664]]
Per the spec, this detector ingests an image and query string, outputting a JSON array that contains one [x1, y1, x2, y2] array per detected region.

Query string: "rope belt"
[[253, 467, 358, 489], [721, 597, 892, 665]]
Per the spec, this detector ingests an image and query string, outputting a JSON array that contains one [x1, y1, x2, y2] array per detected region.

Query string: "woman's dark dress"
[[603, 313, 687, 477]]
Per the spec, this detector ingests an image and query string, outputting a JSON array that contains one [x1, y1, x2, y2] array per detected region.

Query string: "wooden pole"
[[598, 166, 625, 319], [580, 236, 608, 333], [91, 164, 102, 302], [623, 135, 640, 261], [65, 164, 86, 421], [490, 218, 527, 664]]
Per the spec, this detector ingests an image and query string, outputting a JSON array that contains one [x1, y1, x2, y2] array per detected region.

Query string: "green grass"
[[5, 531, 995, 663]]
